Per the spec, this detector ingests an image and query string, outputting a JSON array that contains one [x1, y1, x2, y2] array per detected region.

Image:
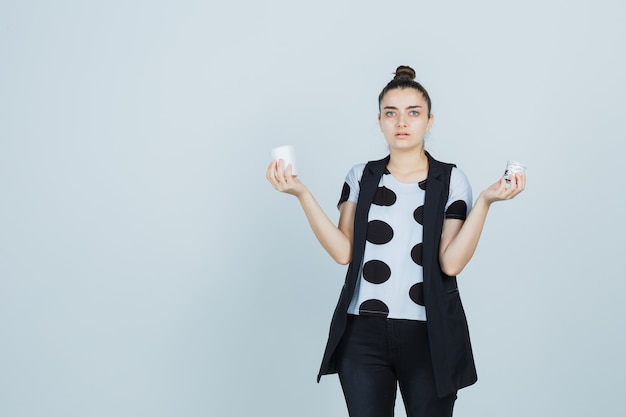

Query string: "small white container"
[[504, 160, 526, 180], [271, 145, 298, 175]]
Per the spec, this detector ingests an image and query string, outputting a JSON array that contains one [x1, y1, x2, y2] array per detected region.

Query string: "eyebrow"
[[382, 105, 423, 110]]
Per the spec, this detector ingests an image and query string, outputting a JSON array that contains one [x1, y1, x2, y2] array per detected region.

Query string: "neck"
[[388, 148, 428, 173]]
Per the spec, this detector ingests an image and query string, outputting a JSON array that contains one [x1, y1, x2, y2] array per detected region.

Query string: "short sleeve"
[[445, 167, 472, 220], [337, 163, 366, 209]]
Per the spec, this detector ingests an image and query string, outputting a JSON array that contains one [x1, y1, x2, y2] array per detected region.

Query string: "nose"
[[397, 114, 407, 127]]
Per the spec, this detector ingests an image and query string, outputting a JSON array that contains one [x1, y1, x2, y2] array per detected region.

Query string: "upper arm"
[[439, 168, 472, 260], [439, 218, 464, 259], [332, 164, 361, 264], [338, 201, 356, 251]]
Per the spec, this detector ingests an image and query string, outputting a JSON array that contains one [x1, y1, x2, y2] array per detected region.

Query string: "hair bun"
[[394, 65, 416, 80]]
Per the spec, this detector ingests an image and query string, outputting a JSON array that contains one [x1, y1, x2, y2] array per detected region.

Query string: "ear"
[[377, 113, 382, 130], [426, 113, 434, 131]]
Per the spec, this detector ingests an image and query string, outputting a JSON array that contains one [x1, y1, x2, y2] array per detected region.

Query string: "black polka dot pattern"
[[410, 243, 423, 266], [372, 186, 397, 206], [363, 260, 391, 284], [339, 163, 465, 321], [359, 299, 390, 317], [337, 182, 350, 206], [366, 220, 394, 244], [446, 200, 468, 219], [413, 205, 424, 225], [409, 282, 425, 306]]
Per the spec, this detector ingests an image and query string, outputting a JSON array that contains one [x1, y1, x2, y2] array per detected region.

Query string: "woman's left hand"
[[479, 173, 526, 204]]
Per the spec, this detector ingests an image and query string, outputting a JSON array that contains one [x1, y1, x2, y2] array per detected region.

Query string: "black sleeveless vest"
[[317, 152, 477, 398]]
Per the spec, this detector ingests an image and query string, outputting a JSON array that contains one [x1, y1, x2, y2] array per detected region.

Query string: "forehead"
[[380, 88, 427, 108]]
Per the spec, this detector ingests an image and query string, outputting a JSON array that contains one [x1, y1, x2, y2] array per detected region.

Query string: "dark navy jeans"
[[336, 315, 456, 417]]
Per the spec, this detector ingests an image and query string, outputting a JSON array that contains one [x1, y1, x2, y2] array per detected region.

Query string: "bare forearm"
[[439, 173, 526, 276], [439, 197, 491, 276], [297, 191, 352, 264]]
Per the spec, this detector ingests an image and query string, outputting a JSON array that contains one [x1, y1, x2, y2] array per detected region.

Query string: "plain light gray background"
[[1, 1, 625, 416]]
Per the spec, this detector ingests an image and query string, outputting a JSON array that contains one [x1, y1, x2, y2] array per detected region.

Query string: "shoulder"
[[347, 162, 367, 176], [345, 163, 366, 183], [426, 152, 456, 171], [426, 152, 469, 180], [449, 166, 472, 203], [346, 155, 390, 183], [450, 166, 470, 184]]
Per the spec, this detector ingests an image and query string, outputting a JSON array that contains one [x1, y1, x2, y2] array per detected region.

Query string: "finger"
[[266, 160, 277, 182], [511, 173, 523, 189], [265, 161, 275, 185], [518, 173, 526, 191], [285, 163, 293, 179], [511, 173, 526, 197], [269, 160, 286, 190], [498, 177, 508, 192], [275, 159, 285, 181], [507, 173, 519, 196], [507, 174, 524, 198]]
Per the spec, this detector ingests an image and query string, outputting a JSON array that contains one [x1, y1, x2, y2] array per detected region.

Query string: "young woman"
[[266, 66, 525, 417]]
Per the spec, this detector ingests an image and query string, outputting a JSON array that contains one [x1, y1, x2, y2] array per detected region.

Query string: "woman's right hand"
[[266, 158, 354, 264], [266, 159, 308, 197]]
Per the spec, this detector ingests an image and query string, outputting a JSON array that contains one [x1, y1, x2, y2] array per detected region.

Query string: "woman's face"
[[378, 88, 433, 152]]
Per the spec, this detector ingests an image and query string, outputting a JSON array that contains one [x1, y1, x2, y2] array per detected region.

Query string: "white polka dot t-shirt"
[[337, 164, 473, 321]]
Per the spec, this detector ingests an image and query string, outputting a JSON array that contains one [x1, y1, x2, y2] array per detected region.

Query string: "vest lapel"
[[348, 156, 389, 290], [422, 153, 448, 298]]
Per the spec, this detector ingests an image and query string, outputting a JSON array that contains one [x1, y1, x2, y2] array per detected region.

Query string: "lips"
[[395, 132, 409, 138]]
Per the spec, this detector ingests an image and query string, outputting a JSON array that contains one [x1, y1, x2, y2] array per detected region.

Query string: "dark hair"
[[378, 65, 432, 116]]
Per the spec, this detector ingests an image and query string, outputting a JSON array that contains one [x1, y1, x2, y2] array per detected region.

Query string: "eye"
[[409, 110, 420, 116], [385, 111, 396, 117]]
